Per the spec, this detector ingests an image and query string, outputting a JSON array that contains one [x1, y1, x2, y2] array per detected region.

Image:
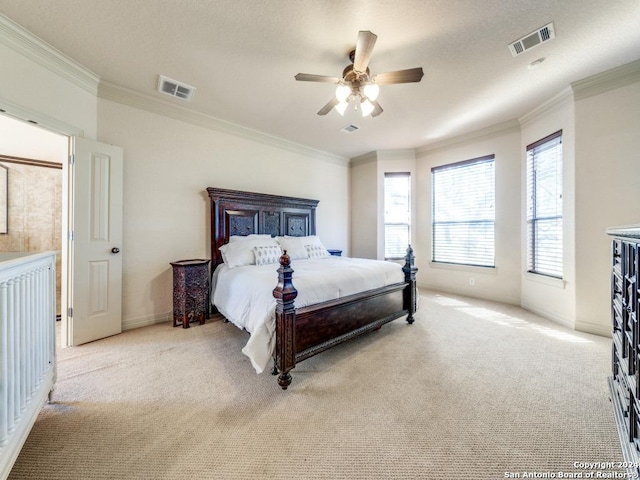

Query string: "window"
[[526, 130, 563, 278], [384, 172, 411, 259], [431, 155, 495, 267]]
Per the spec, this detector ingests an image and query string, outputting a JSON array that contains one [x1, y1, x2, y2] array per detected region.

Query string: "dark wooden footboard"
[[272, 246, 418, 390]]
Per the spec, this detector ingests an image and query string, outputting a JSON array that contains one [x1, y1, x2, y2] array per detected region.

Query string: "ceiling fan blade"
[[371, 101, 383, 117], [295, 73, 340, 83], [317, 98, 339, 116], [372, 67, 424, 85], [353, 30, 377, 73]]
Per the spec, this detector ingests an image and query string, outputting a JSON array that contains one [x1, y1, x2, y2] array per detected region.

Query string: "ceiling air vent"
[[157, 75, 196, 101], [341, 124, 359, 133], [508, 23, 555, 57]]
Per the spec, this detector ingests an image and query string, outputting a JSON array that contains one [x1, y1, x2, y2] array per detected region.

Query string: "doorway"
[[0, 113, 68, 345]]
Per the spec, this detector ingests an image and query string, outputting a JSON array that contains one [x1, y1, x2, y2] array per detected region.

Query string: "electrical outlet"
[[469, 277, 475, 286]]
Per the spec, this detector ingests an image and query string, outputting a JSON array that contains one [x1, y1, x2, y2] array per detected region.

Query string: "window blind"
[[431, 156, 495, 267], [384, 172, 411, 259], [526, 130, 563, 278]]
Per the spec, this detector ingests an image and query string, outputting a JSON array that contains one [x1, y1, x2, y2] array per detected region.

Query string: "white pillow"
[[276, 236, 309, 260], [254, 245, 283, 266], [286, 235, 325, 247], [219, 237, 279, 268], [305, 244, 330, 258], [277, 235, 329, 260], [228, 234, 273, 243]]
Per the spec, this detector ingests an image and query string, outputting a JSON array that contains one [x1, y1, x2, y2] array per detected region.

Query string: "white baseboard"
[[417, 283, 520, 307], [420, 285, 605, 337], [520, 301, 574, 330], [122, 311, 171, 331], [574, 320, 612, 338]]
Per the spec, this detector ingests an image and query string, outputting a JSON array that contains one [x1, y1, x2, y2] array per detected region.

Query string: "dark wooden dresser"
[[607, 224, 640, 474], [171, 259, 210, 328]]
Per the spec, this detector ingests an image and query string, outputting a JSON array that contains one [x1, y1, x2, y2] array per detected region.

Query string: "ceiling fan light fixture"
[[295, 30, 423, 118], [360, 99, 375, 117], [335, 100, 349, 116], [363, 83, 379, 101], [336, 84, 351, 103]]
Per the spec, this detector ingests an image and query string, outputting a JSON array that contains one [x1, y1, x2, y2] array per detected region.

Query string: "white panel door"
[[66, 137, 123, 345]]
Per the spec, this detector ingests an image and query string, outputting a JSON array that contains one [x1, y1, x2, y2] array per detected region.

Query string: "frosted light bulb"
[[335, 101, 349, 116], [361, 99, 374, 117], [363, 83, 379, 101], [335, 84, 351, 103]]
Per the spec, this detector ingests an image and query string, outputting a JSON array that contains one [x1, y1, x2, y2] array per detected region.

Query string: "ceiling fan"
[[295, 30, 424, 118]]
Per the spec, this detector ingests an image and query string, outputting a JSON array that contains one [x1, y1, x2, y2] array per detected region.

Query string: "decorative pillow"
[[254, 245, 283, 266], [228, 234, 273, 243], [305, 244, 330, 259], [275, 236, 309, 260], [219, 237, 279, 268]]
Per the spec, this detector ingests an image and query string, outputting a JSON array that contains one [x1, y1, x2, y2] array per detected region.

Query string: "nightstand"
[[171, 259, 211, 328], [327, 249, 342, 256]]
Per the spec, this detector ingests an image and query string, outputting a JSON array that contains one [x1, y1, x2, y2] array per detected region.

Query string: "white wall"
[[519, 90, 576, 329], [0, 29, 97, 138], [97, 99, 350, 329], [414, 124, 522, 305], [350, 150, 417, 261], [350, 153, 378, 259], [574, 80, 640, 336]]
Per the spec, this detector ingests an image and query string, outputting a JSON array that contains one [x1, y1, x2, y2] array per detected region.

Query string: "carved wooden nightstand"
[[171, 259, 210, 328]]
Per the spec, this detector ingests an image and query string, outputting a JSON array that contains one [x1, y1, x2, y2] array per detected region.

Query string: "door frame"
[[0, 105, 83, 348]]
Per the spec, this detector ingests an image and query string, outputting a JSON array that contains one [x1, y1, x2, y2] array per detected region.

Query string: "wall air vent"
[[508, 23, 555, 57], [341, 124, 359, 133], [157, 75, 196, 101]]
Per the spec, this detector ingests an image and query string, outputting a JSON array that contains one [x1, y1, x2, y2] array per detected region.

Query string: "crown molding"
[[0, 13, 99, 96], [572, 59, 640, 101], [98, 80, 349, 167], [350, 151, 378, 167], [376, 149, 417, 161], [349, 149, 416, 167], [518, 87, 574, 127], [416, 119, 520, 156]]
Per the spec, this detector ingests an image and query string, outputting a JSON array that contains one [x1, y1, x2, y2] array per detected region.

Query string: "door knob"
[[111, 247, 120, 254]]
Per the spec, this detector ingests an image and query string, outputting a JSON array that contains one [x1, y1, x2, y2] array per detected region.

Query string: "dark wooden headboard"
[[207, 187, 319, 268]]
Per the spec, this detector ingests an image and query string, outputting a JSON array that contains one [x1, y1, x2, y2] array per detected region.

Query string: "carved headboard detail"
[[206, 187, 319, 268]]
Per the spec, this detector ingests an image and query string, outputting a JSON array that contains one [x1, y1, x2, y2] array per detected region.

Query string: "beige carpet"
[[9, 290, 623, 479]]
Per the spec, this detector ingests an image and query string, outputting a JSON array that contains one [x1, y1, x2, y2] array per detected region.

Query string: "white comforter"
[[212, 257, 404, 374]]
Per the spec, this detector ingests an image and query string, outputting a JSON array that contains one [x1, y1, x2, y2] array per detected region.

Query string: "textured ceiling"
[[1, 0, 639, 159]]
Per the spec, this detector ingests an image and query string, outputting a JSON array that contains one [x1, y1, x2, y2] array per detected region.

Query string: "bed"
[[207, 187, 418, 389]]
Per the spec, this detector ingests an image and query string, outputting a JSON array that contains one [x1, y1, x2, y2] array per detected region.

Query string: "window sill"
[[523, 271, 566, 289], [429, 261, 497, 275]]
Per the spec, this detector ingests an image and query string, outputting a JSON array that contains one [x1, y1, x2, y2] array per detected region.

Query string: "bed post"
[[272, 251, 297, 390], [402, 245, 418, 324]]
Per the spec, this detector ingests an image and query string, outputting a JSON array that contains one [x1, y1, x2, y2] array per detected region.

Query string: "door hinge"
[[69, 230, 74, 241], [68, 307, 73, 317], [69, 154, 75, 165]]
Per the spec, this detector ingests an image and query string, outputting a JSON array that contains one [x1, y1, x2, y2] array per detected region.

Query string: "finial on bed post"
[[272, 250, 298, 389], [402, 245, 418, 324]]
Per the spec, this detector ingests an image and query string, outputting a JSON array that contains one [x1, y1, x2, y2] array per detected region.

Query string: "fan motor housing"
[[342, 64, 370, 85]]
